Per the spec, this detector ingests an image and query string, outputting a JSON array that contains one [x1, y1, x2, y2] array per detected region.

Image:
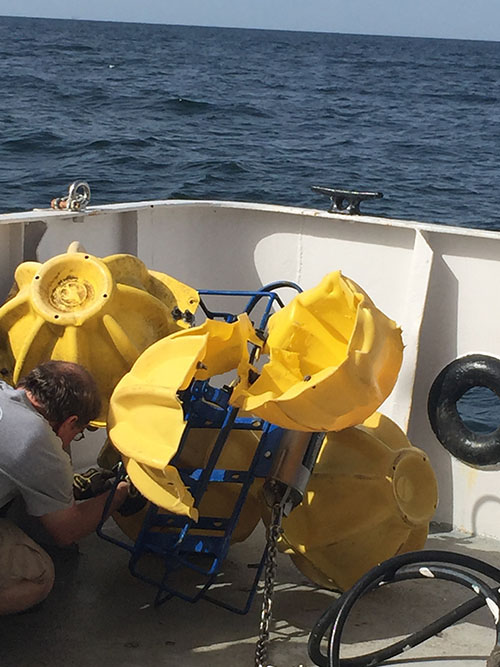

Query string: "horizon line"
[[1, 13, 499, 44]]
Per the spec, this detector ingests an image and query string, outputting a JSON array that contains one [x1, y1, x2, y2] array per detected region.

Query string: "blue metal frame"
[[98, 281, 302, 613]]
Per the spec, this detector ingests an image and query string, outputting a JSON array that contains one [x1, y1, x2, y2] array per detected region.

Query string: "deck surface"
[[3, 522, 500, 667]]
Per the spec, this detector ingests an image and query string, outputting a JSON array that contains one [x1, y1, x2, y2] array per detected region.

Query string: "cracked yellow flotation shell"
[[0, 243, 199, 425], [263, 412, 438, 592], [230, 271, 404, 432], [107, 314, 260, 516]]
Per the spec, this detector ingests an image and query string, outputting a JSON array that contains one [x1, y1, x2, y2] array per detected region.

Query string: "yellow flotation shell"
[[264, 413, 438, 592], [108, 314, 259, 468], [107, 314, 260, 517], [230, 271, 404, 432], [0, 244, 199, 425]]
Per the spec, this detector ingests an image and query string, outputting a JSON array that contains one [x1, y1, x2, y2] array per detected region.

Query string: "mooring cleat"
[[311, 186, 383, 215]]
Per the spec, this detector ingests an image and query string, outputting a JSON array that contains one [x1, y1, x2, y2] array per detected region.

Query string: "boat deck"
[[4, 520, 500, 667]]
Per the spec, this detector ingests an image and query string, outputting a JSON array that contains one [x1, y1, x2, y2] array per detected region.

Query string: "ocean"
[[1, 15, 500, 229]]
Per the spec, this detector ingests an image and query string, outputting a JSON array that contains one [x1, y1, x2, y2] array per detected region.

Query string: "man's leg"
[[0, 519, 55, 615]]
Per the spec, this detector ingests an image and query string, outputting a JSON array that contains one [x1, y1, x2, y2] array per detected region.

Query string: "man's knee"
[[0, 519, 55, 615]]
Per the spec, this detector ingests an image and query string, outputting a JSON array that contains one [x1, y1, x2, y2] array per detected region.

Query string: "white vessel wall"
[[1, 201, 500, 538]]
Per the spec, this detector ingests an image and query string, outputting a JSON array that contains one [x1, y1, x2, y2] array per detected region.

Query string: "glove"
[[73, 467, 116, 501], [117, 482, 148, 517]]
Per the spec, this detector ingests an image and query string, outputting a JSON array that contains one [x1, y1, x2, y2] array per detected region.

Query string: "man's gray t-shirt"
[[0, 381, 73, 516]]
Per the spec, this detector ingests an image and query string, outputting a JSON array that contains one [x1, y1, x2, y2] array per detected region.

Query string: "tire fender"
[[428, 354, 500, 467]]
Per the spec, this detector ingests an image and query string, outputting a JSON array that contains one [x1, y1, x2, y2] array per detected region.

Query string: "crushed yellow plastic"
[[107, 314, 259, 516], [107, 271, 405, 517], [230, 271, 404, 431]]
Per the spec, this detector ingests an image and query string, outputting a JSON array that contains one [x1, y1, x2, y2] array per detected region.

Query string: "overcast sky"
[[1, 0, 499, 42]]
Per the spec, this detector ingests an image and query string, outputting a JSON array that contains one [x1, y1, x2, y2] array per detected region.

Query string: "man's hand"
[[73, 468, 116, 500], [117, 482, 147, 516], [109, 481, 131, 514]]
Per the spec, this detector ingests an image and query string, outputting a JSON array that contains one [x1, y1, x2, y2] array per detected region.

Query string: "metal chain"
[[255, 493, 284, 667]]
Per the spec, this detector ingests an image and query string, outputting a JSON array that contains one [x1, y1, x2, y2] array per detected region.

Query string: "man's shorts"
[[0, 519, 54, 592]]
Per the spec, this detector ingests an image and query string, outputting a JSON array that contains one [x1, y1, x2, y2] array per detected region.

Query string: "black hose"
[[308, 550, 500, 667]]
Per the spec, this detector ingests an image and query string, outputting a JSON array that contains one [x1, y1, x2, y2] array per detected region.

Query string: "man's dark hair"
[[17, 361, 101, 428]]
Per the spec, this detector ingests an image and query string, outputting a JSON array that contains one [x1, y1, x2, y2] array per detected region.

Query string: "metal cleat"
[[311, 186, 383, 215]]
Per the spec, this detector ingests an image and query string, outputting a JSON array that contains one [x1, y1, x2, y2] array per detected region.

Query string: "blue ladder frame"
[[98, 282, 302, 613]]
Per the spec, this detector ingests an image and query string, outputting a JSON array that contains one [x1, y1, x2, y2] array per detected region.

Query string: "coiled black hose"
[[308, 550, 500, 667]]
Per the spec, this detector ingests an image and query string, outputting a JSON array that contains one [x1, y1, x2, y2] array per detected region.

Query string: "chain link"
[[255, 490, 284, 667]]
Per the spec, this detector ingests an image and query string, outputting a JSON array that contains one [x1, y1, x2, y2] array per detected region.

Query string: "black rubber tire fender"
[[428, 354, 500, 468]]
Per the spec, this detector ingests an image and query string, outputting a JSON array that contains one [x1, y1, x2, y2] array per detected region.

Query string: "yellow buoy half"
[[108, 332, 208, 470], [107, 314, 260, 516], [108, 313, 258, 469], [230, 271, 404, 432], [0, 246, 199, 424], [264, 413, 438, 591]]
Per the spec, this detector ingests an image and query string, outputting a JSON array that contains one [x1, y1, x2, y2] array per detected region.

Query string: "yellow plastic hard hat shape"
[[265, 413, 438, 592], [230, 271, 404, 432], [111, 428, 263, 544], [107, 314, 260, 517], [0, 246, 199, 425]]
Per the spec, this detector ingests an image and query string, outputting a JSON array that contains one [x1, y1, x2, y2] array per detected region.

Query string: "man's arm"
[[39, 482, 129, 547]]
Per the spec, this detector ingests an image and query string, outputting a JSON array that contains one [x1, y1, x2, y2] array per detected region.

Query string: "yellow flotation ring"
[[0, 245, 199, 425], [263, 413, 438, 591]]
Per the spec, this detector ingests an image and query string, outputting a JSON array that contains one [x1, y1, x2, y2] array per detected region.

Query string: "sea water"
[[1, 15, 500, 228], [1, 15, 500, 430]]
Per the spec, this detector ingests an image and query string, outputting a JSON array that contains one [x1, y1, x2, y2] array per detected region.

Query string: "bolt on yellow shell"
[[230, 271, 404, 431], [262, 412, 438, 592], [0, 244, 199, 425]]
